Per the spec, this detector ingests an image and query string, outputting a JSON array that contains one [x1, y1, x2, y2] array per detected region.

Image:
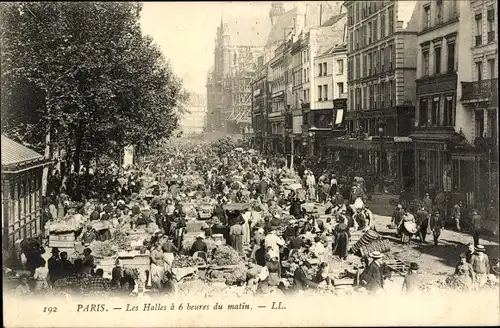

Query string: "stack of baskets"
[[350, 230, 390, 257]]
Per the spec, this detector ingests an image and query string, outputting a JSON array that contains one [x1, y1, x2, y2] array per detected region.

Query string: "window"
[[323, 84, 328, 100], [368, 22, 372, 43], [380, 47, 385, 71], [355, 55, 360, 79], [488, 59, 495, 79], [389, 80, 395, 105], [323, 63, 327, 76], [436, 1, 442, 24], [369, 85, 374, 109], [337, 59, 344, 74], [355, 29, 359, 49], [422, 50, 429, 76], [374, 50, 378, 74], [338, 83, 344, 97], [419, 98, 428, 126], [318, 85, 322, 101], [434, 46, 441, 74], [380, 11, 386, 38], [374, 84, 379, 108], [388, 44, 394, 69], [476, 14, 483, 46], [350, 90, 354, 111], [476, 110, 484, 138], [424, 5, 431, 29], [318, 63, 322, 76], [431, 97, 440, 126], [487, 9, 495, 43], [356, 2, 359, 22], [388, 7, 394, 34], [368, 53, 372, 75], [447, 42, 455, 73], [363, 55, 367, 77], [350, 31, 354, 52], [356, 88, 361, 110], [373, 18, 378, 42], [476, 61, 483, 80], [443, 95, 454, 127], [363, 86, 367, 109]]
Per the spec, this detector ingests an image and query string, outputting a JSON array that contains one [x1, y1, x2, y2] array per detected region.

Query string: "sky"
[[139, 2, 293, 95]]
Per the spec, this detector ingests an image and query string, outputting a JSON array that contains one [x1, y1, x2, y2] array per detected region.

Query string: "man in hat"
[[81, 224, 97, 245], [423, 192, 433, 214], [48, 247, 62, 283], [401, 262, 421, 295], [190, 234, 208, 256], [353, 207, 365, 230], [470, 245, 490, 289], [470, 209, 482, 247], [466, 242, 475, 263], [416, 206, 430, 243], [429, 210, 444, 246], [391, 204, 404, 230], [111, 259, 124, 288], [360, 251, 387, 294], [82, 248, 95, 275]]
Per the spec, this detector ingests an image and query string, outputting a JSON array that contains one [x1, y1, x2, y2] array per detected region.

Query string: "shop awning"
[[325, 136, 413, 151]]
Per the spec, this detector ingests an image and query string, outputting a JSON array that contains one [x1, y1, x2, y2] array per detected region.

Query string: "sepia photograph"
[[1, 1, 499, 327]]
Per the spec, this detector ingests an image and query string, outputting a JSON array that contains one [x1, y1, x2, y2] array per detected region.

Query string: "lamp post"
[[308, 131, 314, 158], [378, 119, 386, 193]]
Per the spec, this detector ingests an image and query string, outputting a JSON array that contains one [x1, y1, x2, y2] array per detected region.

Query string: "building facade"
[[250, 59, 269, 153], [411, 0, 497, 214], [342, 0, 418, 193], [206, 18, 268, 134], [2, 136, 50, 262]]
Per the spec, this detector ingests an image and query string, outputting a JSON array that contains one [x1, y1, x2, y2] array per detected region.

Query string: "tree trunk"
[[74, 124, 83, 201], [41, 131, 51, 197]]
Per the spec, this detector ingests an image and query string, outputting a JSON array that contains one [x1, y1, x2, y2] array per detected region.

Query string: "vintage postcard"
[[2, 1, 499, 327]]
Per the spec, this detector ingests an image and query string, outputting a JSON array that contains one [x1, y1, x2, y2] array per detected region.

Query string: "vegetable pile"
[[212, 245, 241, 266], [222, 265, 247, 285], [172, 255, 204, 268], [88, 240, 117, 257]]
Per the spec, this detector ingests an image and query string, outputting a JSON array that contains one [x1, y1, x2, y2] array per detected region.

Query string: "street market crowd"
[[4, 137, 499, 299]]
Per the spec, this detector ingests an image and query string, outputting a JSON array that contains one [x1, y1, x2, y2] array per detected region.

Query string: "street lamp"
[[378, 119, 386, 193]]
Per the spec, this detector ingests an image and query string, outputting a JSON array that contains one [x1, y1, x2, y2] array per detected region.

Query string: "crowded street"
[[3, 136, 499, 299], [1, 3, 499, 327]]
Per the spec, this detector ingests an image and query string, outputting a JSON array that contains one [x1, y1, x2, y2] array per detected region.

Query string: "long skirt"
[[333, 231, 349, 259], [242, 222, 251, 245], [231, 234, 243, 254]]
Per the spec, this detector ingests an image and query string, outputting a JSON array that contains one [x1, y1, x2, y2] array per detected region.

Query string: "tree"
[[1, 2, 189, 200]]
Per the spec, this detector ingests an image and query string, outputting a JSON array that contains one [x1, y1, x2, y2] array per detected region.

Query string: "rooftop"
[[1, 135, 48, 172]]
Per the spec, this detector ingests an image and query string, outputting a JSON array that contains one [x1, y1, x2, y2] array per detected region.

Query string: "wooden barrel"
[[350, 230, 380, 254]]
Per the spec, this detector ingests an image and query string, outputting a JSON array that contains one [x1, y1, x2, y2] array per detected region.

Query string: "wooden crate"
[[49, 233, 75, 242], [49, 240, 76, 248], [385, 258, 410, 275]]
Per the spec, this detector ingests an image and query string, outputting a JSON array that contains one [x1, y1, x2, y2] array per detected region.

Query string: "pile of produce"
[[222, 264, 247, 285], [212, 245, 242, 266], [172, 255, 205, 268], [49, 214, 85, 233], [112, 226, 133, 251], [88, 240, 118, 257]]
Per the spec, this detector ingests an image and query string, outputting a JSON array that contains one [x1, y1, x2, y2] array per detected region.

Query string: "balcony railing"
[[461, 78, 498, 102], [475, 35, 482, 47]]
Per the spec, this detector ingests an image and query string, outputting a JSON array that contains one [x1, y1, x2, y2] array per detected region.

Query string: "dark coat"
[[361, 261, 385, 291], [293, 266, 319, 291]]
